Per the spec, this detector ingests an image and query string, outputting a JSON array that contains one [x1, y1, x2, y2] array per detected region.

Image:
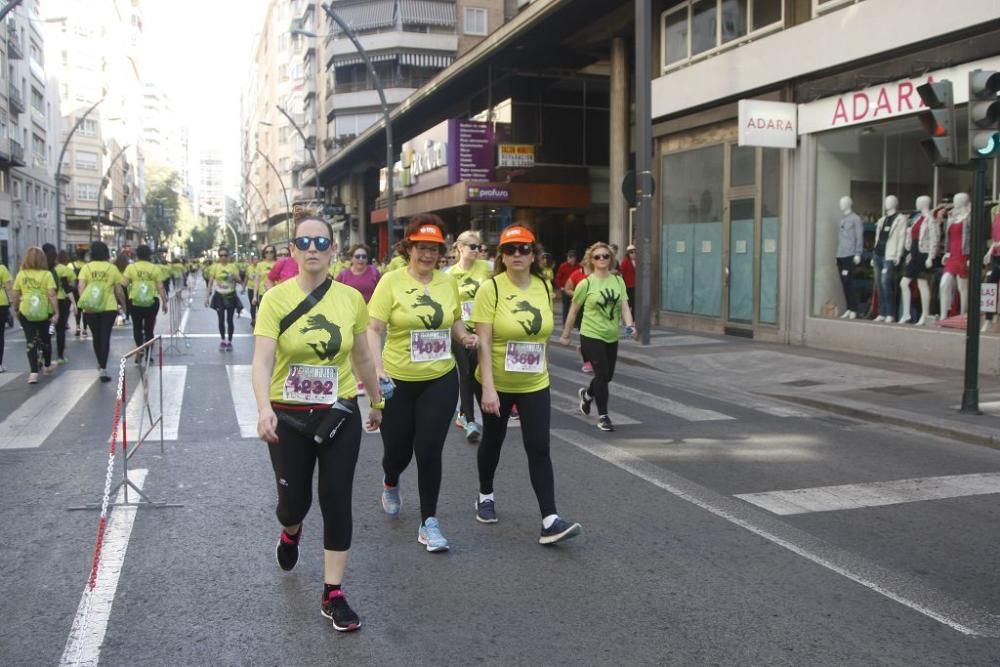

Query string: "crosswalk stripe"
[[116, 366, 187, 443], [226, 365, 259, 438], [549, 388, 640, 425], [734, 472, 1000, 515], [0, 370, 97, 449], [549, 365, 734, 422]]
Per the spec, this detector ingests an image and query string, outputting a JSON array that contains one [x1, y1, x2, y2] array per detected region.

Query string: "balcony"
[[9, 138, 24, 166], [327, 31, 458, 64], [8, 84, 24, 115], [304, 76, 317, 100], [327, 86, 417, 114], [6, 24, 23, 60]]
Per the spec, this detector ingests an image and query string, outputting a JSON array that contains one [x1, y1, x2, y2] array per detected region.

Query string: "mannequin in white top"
[[835, 196, 864, 319], [899, 196, 937, 326], [941, 193, 971, 319], [870, 195, 907, 323]]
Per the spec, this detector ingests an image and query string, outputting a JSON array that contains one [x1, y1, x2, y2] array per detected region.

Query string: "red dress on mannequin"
[[943, 221, 968, 278]]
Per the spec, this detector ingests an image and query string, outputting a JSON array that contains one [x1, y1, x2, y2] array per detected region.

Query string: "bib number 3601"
[[283, 364, 339, 403], [410, 329, 451, 362], [504, 342, 545, 373]]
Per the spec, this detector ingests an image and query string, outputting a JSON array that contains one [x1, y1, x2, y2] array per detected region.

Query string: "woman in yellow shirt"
[[121, 245, 169, 352], [12, 246, 58, 384], [367, 216, 477, 552], [252, 215, 382, 632], [0, 260, 13, 372], [77, 241, 126, 382]]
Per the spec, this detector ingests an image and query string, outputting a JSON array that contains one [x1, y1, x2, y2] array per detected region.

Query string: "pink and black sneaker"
[[321, 589, 361, 632], [275, 528, 301, 571]]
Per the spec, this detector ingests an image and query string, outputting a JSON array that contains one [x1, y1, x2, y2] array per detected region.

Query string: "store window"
[[811, 113, 996, 320], [661, 0, 783, 71]]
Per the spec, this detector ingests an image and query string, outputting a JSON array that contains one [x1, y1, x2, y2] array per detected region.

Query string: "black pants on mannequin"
[[837, 256, 859, 313]]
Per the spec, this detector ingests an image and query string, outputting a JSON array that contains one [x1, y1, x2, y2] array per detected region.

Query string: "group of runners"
[[0, 242, 181, 383], [250, 214, 636, 632]]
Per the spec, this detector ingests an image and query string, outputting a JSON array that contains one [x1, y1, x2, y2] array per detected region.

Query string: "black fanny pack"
[[274, 399, 356, 444]]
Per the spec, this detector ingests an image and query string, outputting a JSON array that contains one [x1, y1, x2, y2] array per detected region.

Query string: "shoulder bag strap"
[[278, 277, 332, 336]]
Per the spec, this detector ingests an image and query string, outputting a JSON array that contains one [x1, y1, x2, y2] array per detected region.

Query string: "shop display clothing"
[[836, 256, 860, 313], [903, 214, 936, 280], [836, 212, 864, 258], [944, 221, 969, 278]]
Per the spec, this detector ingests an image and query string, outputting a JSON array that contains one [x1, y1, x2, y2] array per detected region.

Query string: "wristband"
[[369, 399, 385, 410]]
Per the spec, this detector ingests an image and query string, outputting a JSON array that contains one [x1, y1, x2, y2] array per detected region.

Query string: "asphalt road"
[[1, 281, 999, 666]]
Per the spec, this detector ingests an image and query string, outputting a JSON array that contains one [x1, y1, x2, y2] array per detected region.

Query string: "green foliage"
[[145, 163, 181, 245], [187, 217, 219, 258]]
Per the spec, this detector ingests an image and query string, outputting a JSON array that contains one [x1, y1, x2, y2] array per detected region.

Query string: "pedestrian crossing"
[[0, 371, 98, 449]]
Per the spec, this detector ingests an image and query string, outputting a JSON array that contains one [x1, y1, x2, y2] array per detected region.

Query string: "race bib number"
[[283, 364, 339, 403], [461, 300, 474, 322], [504, 342, 545, 373], [410, 329, 451, 362]]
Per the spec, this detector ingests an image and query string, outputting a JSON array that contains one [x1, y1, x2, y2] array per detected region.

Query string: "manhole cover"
[[872, 385, 925, 396], [782, 379, 824, 387]]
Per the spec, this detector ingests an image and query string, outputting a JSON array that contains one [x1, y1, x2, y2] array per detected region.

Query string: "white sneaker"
[[847, 311, 857, 320], [885, 316, 895, 324], [874, 316, 886, 322], [839, 310, 851, 319], [27, 373, 38, 384]]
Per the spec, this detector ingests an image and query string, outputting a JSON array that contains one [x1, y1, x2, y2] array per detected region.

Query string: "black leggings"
[[216, 304, 235, 340], [55, 299, 70, 358], [580, 335, 618, 416], [73, 296, 82, 330], [84, 311, 117, 369], [0, 305, 8, 365], [248, 289, 257, 323], [130, 300, 159, 349], [18, 317, 51, 373], [474, 384, 556, 517], [381, 369, 458, 521], [268, 404, 362, 551], [452, 340, 478, 420]]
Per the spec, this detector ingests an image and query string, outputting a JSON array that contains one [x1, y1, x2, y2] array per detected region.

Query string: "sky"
[[141, 0, 270, 199]]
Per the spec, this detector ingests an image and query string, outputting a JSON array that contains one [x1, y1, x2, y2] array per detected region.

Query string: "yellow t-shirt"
[[367, 268, 461, 382], [55, 263, 76, 300], [77, 261, 124, 312], [255, 279, 369, 403], [385, 255, 407, 273], [14, 268, 56, 320], [208, 263, 239, 295], [122, 261, 164, 305], [0, 264, 11, 307], [447, 259, 493, 330], [472, 272, 553, 394], [255, 260, 274, 294], [328, 259, 351, 278]]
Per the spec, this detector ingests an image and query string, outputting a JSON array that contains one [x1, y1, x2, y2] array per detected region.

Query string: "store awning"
[[331, 0, 396, 33], [399, 0, 455, 27], [332, 51, 399, 68], [400, 52, 453, 68]]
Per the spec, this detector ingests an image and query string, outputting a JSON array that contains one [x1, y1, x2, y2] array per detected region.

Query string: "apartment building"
[[143, 82, 190, 197], [198, 149, 225, 223], [44, 0, 146, 256]]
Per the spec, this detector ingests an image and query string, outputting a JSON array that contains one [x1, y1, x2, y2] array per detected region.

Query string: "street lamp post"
[[275, 104, 321, 199], [634, 0, 654, 346], [55, 97, 103, 251], [255, 147, 292, 242], [294, 2, 395, 241], [97, 144, 129, 242]]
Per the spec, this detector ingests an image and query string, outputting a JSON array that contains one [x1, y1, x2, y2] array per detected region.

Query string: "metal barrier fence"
[[164, 276, 191, 355]]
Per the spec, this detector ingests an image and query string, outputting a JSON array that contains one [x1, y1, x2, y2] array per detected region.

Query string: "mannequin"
[[940, 193, 971, 319], [981, 205, 1000, 332], [870, 195, 907, 323], [899, 196, 937, 326], [835, 195, 863, 319]]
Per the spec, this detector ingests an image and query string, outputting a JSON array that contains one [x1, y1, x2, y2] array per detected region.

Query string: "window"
[[32, 133, 44, 158], [78, 118, 98, 136], [661, 0, 783, 71], [11, 179, 19, 199], [813, 0, 865, 16], [76, 150, 98, 170], [30, 87, 43, 113], [77, 183, 98, 201], [464, 7, 488, 36]]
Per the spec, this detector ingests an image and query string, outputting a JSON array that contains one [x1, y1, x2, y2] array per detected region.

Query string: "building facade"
[[143, 82, 190, 196]]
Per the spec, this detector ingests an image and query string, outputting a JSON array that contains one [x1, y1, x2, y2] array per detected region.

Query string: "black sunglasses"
[[592, 253, 611, 260], [500, 244, 533, 256], [292, 236, 332, 252], [264, 249, 276, 255], [465, 243, 483, 251], [353, 253, 368, 259], [218, 253, 229, 258]]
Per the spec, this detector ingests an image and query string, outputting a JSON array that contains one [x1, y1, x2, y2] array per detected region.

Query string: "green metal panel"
[[663, 224, 694, 313], [728, 218, 754, 322], [759, 217, 780, 324], [692, 223, 722, 317]]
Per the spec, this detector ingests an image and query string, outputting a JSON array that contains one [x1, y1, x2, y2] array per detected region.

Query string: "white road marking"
[[735, 473, 1000, 516], [116, 366, 187, 443], [549, 388, 639, 425], [179, 305, 190, 334], [549, 365, 733, 422], [0, 370, 97, 449], [0, 371, 21, 391], [226, 365, 260, 438], [552, 429, 1000, 637], [59, 469, 148, 667]]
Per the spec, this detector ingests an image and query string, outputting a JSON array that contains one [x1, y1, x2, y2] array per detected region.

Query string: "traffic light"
[[968, 69, 1000, 160], [916, 81, 957, 166]]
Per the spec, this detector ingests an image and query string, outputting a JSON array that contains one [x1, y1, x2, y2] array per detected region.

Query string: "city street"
[[0, 282, 999, 666]]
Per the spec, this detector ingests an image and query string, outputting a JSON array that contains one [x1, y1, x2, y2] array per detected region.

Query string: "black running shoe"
[[578, 388, 592, 416], [275, 529, 301, 571], [539, 517, 582, 545], [597, 415, 615, 432], [321, 590, 361, 632]]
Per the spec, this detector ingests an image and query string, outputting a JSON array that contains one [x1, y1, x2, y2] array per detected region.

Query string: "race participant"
[[367, 216, 476, 552], [11, 247, 58, 384], [383, 246, 407, 274], [115, 252, 132, 325], [122, 245, 169, 355], [266, 244, 297, 289], [205, 247, 240, 350], [72, 248, 88, 337], [45, 245, 75, 364], [562, 256, 592, 374], [252, 244, 277, 327], [559, 242, 637, 432], [471, 225, 582, 544], [0, 260, 12, 372], [445, 230, 492, 443], [252, 216, 383, 632], [77, 241, 126, 382], [334, 244, 380, 303]]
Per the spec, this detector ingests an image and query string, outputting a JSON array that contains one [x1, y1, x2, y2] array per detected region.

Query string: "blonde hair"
[[21, 246, 48, 271], [452, 230, 481, 255], [582, 242, 615, 273]]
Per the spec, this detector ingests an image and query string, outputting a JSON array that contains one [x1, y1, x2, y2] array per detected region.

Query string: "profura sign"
[[738, 100, 798, 149]]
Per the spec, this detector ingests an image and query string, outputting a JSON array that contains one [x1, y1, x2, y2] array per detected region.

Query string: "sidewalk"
[[614, 326, 1000, 450]]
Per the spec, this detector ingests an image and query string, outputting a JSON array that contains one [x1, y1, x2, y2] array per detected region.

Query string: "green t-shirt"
[[367, 268, 461, 382], [122, 261, 163, 306], [447, 259, 493, 330], [472, 272, 553, 394], [255, 279, 368, 403], [55, 263, 76, 300], [208, 263, 239, 295], [13, 268, 56, 320], [572, 273, 626, 343], [77, 261, 124, 312], [0, 264, 11, 306], [384, 255, 407, 274], [255, 260, 275, 294]]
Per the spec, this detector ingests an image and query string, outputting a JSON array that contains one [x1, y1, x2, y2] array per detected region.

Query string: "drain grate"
[[782, 379, 824, 387]]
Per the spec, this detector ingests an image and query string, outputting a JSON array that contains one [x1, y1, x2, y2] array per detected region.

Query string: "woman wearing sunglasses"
[[559, 242, 637, 432], [266, 243, 298, 290], [252, 245, 278, 326], [205, 247, 241, 350], [445, 230, 492, 443], [367, 215, 475, 552], [334, 244, 380, 304], [252, 216, 383, 632], [471, 225, 581, 543]]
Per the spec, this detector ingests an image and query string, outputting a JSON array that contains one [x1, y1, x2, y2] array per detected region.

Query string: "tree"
[[145, 163, 181, 246], [188, 217, 219, 258]]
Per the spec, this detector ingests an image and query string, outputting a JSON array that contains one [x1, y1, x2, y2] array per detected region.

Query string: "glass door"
[[727, 198, 755, 323]]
